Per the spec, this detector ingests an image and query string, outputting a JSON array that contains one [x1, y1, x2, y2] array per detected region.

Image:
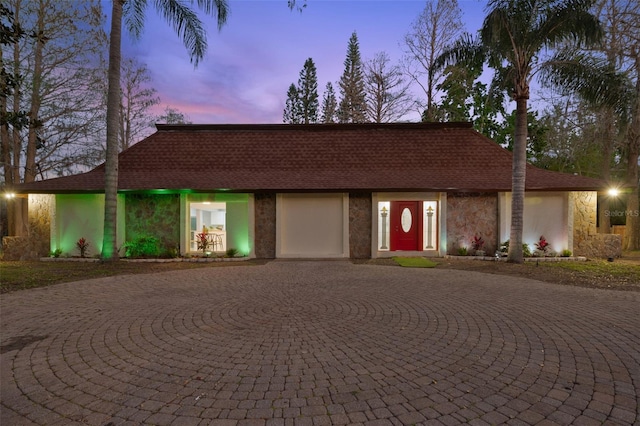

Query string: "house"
[[3, 122, 620, 260]]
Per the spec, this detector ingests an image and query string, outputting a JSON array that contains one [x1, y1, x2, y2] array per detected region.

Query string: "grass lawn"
[[1, 254, 638, 293], [0, 260, 261, 293], [392, 257, 438, 268]]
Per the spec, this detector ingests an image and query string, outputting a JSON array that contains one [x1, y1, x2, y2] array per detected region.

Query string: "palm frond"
[[153, 0, 209, 65], [541, 50, 632, 119], [536, 0, 602, 49], [434, 32, 484, 73], [196, 0, 229, 30], [123, 0, 148, 39]]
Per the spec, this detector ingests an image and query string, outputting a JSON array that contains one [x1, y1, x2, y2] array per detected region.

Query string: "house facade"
[[4, 123, 619, 260]]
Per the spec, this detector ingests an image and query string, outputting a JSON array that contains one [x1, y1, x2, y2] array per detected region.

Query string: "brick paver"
[[1, 261, 639, 425]]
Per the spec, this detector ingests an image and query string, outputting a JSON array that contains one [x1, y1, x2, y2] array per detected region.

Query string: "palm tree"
[[102, 0, 229, 260], [436, 0, 602, 263]]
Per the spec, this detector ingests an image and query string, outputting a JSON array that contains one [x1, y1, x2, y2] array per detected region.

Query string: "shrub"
[[500, 241, 532, 257], [561, 249, 572, 257], [76, 238, 89, 258], [50, 248, 62, 258], [457, 247, 468, 256], [123, 236, 160, 258], [535, 235, 550, 253], [471, 234, 485, 251], [226, 247, 239, 258]]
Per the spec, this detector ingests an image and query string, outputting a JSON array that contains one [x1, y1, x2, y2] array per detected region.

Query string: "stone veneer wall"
[[349, 192, 372, 259], [124, 194, 180, 254], [254, 193, 276, 258], [571, 191, 621, 258], [446, 193, 498, 255], [1, 194, 52, 260]]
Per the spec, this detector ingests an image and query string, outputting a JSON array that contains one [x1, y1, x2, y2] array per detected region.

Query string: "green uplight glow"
[[238, 241, 251, 256]]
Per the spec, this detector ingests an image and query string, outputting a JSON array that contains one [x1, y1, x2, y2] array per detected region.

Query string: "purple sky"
[[120, 1, 487, 124]]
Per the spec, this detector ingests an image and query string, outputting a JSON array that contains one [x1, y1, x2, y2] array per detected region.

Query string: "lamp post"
[[380, 206, 388, 250]]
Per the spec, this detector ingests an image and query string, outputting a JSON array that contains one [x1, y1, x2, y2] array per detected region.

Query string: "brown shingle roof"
[[13, 122, 604, 193]]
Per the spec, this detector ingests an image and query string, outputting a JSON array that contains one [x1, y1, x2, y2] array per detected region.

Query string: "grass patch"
[[392, 257, 437, 268], [541, 259, 640, 278], [0, 260, 262, 293]]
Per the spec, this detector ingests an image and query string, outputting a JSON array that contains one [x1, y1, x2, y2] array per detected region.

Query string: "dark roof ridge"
[[154, 122, 474, 132]]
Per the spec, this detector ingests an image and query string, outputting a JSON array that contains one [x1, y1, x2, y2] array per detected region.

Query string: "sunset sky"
[[119, 1, 487, 124]]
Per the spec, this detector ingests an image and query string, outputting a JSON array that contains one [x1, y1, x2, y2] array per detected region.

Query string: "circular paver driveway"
[[1, 261, 639, 425]]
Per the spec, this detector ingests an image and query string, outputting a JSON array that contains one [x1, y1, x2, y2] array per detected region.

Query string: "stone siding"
[[571, 191, 622, 258], [254, 193, 276, 258], [349, 192, 372, 259], [1, 194, 53, 260], [124, 194, 180, 254], [446, 193, 498, 255]]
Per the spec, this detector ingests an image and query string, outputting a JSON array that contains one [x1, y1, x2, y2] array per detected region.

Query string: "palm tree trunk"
[[102, 0, 123, 261], [507, 96, 528, 263]]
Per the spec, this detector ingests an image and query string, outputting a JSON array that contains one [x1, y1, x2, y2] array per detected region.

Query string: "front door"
[[390, 201, 422, 251]]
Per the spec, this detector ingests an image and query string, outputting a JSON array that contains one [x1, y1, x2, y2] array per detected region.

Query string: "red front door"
[[390, 201, 422, 251]]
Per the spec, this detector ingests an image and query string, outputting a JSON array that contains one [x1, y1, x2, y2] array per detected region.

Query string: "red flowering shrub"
[[535, 235, 550, 253], [76, 237, 89, 258], [471, 234, 485, 251]]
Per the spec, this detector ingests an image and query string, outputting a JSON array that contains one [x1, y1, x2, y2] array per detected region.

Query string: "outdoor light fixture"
[[4, 192, 15, 199], [608, 188, 620, 197]]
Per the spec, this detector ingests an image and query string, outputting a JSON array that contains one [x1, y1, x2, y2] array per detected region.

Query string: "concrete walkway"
[[1, 261, 638, 425]]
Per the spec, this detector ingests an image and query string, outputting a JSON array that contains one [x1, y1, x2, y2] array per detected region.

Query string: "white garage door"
[[276, 193, 349, 258]]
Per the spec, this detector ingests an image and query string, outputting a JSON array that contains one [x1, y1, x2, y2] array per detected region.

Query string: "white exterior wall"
[[52, 194, 125, 257], [276, 193, 349, 258], [499, 192, 570, 253]]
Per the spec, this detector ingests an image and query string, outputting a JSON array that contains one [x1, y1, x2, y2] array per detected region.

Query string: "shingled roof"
[[13, 122, 604, 193]]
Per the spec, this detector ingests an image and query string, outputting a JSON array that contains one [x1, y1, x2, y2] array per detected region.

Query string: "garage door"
[[276, 193, 349, 258]]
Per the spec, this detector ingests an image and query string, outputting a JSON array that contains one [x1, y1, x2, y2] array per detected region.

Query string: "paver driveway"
[[1, 261, 639, 425]]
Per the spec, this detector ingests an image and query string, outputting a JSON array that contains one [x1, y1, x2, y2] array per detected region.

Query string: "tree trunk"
[[597, 108, 615, 234], [5, 0, 28, 237], [24, 0, 45, 184], [1, 44, 12, 187], [623, 60, 640, 251], [507, 96, 528, 263], [102, 0, 123, 260]]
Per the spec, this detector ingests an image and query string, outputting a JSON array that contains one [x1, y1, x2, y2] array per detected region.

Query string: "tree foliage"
[[364, 52, 414, 123], [338, 32, 367, 123], [403, 0, 462, 121], [156, 106, 192, 124], [283, 83, 301, 124], [541, 0, 639, 248], [430, 62, 505, 138], [119, 57, 159, 151], [283, 58, 319, 124], [2, 0, 107, 187], [297, 58, 318, 124], [320, 82, 338, 123]]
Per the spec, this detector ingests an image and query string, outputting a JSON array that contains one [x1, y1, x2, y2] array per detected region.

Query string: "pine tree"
[[338, 32, 368, 123], [321, 82, 338, 123], [298, 58, 319, 124], [283, 83, 302, 123]]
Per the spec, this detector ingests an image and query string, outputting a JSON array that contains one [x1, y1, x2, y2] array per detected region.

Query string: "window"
[[189, 201, 226, 252]]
